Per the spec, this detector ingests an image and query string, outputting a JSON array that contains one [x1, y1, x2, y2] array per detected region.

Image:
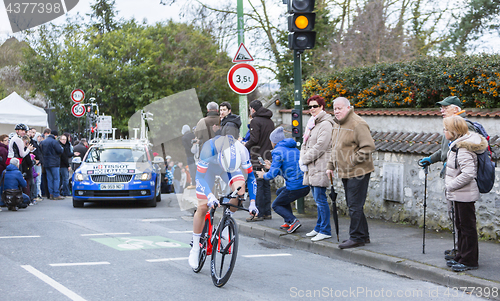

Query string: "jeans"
[[256, 177, 271, 217], [272, 186, 310, 224], [46, 167, 60, 197], [311, 186, 331, 235], [173, 179, 183, 194], [342, 173, 371, 242], [188, 163, 196, 186], [59, 167, 71, 196], [35, 165, 42, 196]]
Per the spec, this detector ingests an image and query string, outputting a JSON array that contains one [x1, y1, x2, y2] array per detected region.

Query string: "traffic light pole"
[[294, 49, 305, 214]]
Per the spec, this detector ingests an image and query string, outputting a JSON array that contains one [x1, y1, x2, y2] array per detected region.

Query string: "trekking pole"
[[422, 164, 428, 254]]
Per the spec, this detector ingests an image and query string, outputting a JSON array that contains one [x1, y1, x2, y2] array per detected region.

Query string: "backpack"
[[453, 120, 496, 193]]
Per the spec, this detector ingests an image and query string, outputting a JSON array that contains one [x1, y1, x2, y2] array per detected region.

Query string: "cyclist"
[[188, 135, 258, 269], [7, 124, 34, 165]]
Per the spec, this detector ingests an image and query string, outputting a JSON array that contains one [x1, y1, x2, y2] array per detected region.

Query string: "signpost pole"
[[237, 0, 248, 138], [294, 49, 305, 214]]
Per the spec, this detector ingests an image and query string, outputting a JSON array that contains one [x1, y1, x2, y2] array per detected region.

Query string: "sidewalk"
[[232, 210, 500, 299]]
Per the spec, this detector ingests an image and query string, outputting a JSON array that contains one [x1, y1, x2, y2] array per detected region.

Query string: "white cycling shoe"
[[188, 247, 200, 269]]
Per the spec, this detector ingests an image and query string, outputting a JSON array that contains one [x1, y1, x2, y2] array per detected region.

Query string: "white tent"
[[0, 92, 48, 134]]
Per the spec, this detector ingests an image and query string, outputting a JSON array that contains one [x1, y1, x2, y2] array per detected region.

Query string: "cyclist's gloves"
[[207, 193, 220, 208], [248, 201, 258, 216]]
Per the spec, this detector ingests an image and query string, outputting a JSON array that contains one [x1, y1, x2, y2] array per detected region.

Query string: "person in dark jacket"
[[181, 125, 196, 187], [215, 102, 241, 138], [0, 134, 9, 176], [59, 133, 74, 196], [40, 130, 64, 200], [245, 99, 275, 221], [20, 136, 34, 203], [256, 127, 310, 233], [1, 158, 30, 210]]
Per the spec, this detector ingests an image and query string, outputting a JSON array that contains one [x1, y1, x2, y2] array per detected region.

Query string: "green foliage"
[[301, 54, 500, 109], [21, 20, 235, 135]]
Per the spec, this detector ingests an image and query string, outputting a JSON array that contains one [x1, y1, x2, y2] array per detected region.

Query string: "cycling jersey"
[[196, 136, 256, 201]]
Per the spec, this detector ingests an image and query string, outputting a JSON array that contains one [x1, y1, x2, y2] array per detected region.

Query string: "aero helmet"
[[216, 135, 241, 173]]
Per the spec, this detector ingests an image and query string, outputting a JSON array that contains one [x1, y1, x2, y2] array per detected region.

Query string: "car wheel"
[[156, 190, 162, 202], [73, 198, 84, 208]]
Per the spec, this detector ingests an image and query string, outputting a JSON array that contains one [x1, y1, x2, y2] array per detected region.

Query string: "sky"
[[0, 0, 182, 36]]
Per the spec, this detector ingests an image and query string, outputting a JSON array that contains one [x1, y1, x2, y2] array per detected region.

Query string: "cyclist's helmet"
[[15, 123, 29, 131], [215, 135, 241, 173]]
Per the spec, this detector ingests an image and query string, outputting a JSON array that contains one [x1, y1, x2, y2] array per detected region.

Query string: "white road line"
[[80, 233, 130, 236], [168, 230, 192, 234], [0, 235, 40, 239], [142, 218, 177, 222], [49, 262, 110, 267], [21, 265, 87, 301], [146, 257, 189, 262], [242, 253, 292, 258]]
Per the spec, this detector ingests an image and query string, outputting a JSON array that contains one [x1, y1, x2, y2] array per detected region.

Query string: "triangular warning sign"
[[232, 43, 254, 63]]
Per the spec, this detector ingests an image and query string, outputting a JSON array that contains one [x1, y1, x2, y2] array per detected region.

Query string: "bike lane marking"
[[242, 253, 292, 258], [21, 265, 87, 301], [90, 236, 190, 251], [0, 235, 40, 239], [81, 233, 130, 236], [50, 262, 110, 267]]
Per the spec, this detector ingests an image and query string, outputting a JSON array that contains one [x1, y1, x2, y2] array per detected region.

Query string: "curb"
[[236, 219, 500, 300]]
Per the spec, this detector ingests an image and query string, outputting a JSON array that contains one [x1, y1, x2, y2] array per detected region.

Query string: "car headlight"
[[75, 173, 89, 181], [134, 173, 152, 181]]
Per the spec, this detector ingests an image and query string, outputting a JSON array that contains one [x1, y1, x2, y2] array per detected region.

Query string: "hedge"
[[296, 54, 500, 109]]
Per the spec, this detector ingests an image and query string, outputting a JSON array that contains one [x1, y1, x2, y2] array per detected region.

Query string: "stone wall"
[[274, 109, 500, 240]]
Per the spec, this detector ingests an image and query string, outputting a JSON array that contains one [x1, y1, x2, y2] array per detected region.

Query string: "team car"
[[71, 138, 163, 208]]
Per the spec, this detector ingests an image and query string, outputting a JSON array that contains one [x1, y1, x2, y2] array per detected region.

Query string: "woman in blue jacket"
[[256, 127, 310, 234]]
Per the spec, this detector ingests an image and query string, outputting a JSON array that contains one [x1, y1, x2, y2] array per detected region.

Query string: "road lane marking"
[[242, 253, 292, 258], [0, 235, 40, 239], [142, 218, 177, 222], [91, 236, 190, 251], [80, 233, 130, 236], [168, 231, 192, 234], [50, 262, 110, 267], [21, 265, 87, 301], [146, 257, 189, 262]]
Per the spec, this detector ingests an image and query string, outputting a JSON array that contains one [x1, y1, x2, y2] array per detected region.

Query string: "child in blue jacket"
[[256, 127, 310, 234]]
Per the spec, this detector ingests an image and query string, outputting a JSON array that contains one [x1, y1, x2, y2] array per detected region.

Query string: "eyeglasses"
[[308, 105, 320, 109]]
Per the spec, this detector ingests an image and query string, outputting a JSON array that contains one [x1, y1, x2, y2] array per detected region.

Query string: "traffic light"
[[291, 109, 301, 137], [287, 0, 316, 50]]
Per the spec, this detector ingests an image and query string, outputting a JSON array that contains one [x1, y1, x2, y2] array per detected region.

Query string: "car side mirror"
[[72, 157, 82, 164]]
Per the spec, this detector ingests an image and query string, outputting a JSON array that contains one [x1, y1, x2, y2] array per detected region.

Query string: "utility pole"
[[237, 0, 248, 138]]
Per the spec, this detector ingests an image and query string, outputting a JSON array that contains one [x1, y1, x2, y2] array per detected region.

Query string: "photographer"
[[181, 124, 196, 187], [1, 158, 30, 211]]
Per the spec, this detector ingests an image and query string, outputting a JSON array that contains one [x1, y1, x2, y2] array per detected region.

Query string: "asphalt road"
[[0, 195, 486, 301]]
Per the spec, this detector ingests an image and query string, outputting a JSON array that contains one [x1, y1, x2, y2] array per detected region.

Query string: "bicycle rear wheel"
[[211, 216, 238, 287], [193, 219, 209, 273]]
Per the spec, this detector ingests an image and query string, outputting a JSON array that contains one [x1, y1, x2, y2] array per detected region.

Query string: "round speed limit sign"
[[71, 103, 86, 118], [71, 89, 85, 103], [227, 63, 258, 95]]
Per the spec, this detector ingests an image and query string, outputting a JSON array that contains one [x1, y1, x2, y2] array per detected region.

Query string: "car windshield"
[[85, 147, 148, 163]]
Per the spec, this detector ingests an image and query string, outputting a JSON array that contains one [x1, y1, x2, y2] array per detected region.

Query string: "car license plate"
[[100, 184, 124, 190]]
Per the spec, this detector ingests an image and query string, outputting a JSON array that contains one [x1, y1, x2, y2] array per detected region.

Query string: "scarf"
[[303, 115, 317, 143]]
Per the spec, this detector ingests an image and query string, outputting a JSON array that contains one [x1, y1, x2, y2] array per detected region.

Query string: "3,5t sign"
[[227, 63, 258, 95]]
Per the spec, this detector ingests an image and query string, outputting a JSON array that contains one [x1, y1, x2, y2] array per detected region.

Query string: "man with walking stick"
[[418, 96, 476, 258], [326, 97, 375, 249]]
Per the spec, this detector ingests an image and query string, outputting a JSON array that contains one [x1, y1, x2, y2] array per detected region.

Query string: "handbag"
[[0, 171, 23, 207]]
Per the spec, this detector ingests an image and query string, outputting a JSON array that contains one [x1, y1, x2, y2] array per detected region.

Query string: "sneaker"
[[263, 215, 272, 220], [452, 263, 478, 272], [54, 196, 65, 200], [287, 220, 301, 234], [305, 230, 318, 237], [444, 254, 455, 260], [444, 249, 456, 256], [446, 260, 459, 267], [311, 233, 331, 242], [188, 248, 200, 269], [279, 223, 290, 230]]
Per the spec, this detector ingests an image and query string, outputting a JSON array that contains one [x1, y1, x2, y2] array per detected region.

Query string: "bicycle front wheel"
[[211, 216, 238, 287]]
